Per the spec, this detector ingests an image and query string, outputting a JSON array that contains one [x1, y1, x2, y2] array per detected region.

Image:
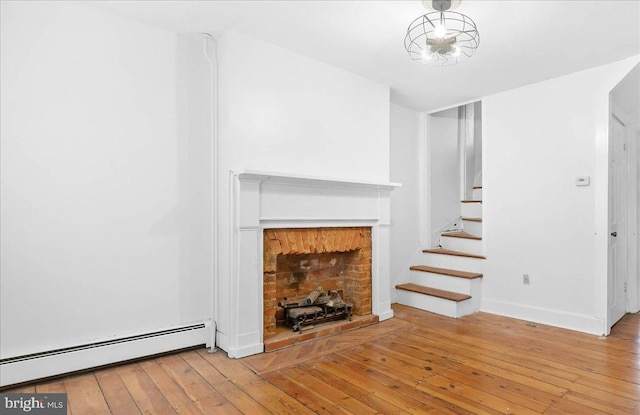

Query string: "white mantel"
[[217, 170, 400, 358]]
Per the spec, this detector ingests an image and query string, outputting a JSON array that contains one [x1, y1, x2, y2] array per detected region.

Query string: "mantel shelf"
[[235, 170, 401, 191]]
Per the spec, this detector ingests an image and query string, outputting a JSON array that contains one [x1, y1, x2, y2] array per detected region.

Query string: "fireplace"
[[263, 227, 372, 338], [218, 170, 398, 358]]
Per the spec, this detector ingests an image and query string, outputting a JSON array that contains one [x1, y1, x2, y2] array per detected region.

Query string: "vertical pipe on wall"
[[201, 33, 219, 352]]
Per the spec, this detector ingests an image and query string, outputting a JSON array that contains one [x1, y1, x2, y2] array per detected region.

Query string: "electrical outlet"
[[523, 274, 530, 285]]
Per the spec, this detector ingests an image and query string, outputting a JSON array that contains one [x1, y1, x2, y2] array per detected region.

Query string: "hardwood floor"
[[5, 305, 639, 414]]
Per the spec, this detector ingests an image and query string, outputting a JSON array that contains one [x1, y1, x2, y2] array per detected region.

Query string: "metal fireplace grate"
[[279, 288, 352, 333]]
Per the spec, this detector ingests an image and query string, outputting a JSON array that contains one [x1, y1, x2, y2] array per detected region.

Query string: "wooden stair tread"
[[461, 217, 482, 222], [396, 283, 471, 302], [473, 186, 482, 189], [441, 230, 481, 240], [461, 200, 482, 203], [410, 265, 482, 279], [423, 248, 486, 259]]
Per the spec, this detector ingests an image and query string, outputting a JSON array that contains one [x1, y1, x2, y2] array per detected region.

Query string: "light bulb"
[[421, 48, 433, 61], [451, 45, 461, 57], [433, 24, 447, 38]]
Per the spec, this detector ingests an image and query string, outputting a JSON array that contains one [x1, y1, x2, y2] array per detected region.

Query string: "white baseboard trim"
[[225, 343, 264, 359], [377, 309, 394, 322], [481, 299, 605, 336], [213, 331, 264, 359], [214, 331, 230, 352], [1, 322, 208, 388]]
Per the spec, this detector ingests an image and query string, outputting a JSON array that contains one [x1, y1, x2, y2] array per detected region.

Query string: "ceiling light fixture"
[[405, 0, 479, 66]]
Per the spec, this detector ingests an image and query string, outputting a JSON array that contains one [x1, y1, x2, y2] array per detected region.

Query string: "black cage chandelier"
[[405, 0, 479, 66]]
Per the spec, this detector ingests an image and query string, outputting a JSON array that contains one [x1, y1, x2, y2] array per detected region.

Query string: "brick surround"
[[263, 227, 372, 338]]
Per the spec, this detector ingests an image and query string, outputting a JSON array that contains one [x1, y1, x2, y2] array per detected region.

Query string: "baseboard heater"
[[0, 322, 208, 388]]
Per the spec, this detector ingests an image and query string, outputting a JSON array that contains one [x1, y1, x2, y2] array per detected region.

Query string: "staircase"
[[396, 186, 484, 318]]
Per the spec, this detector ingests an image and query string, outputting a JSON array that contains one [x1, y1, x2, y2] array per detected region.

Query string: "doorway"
[[425, 101, 482, 248], [607, 62, 640, 333]]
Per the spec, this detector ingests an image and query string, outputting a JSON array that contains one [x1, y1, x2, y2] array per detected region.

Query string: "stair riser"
[[420, 252, 485, 273], [440, 236, 483, 256], [410, 271, 481, 296], [395, 290, 479, 318], [472, 188, 483, 200], [462, 220, 482, 237], [461, 202, 482, 218]]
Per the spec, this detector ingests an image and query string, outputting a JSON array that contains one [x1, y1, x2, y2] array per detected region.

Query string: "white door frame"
[[627, 125, 639, 313], [607, 107, 637, 333], [607, 112, 627, 332], [421, 100, 483, 250]]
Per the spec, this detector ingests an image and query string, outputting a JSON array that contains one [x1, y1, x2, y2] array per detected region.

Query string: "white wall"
[[0, 2, 211, 358], [481, 56, 640, 334], [427, 107, 460, 244], [390, 103, 421, 298], [214, 31, 390, 349]]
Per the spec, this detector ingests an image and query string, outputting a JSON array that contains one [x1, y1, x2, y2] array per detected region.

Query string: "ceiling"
[[95, 0, 640, 112]]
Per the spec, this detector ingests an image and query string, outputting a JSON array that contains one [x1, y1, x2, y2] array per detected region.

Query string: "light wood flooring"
[[5, 304, 639, 414]]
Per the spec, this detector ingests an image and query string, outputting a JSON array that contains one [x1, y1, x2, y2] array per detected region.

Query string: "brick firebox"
[[263, 227, 372, 338]]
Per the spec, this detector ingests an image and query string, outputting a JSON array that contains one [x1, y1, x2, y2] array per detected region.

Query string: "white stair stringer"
[[396, 289, 477, 318], [430, 215, 463, 249]]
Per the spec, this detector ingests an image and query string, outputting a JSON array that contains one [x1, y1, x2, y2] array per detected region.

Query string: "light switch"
[[576, 176, 590, 186]]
